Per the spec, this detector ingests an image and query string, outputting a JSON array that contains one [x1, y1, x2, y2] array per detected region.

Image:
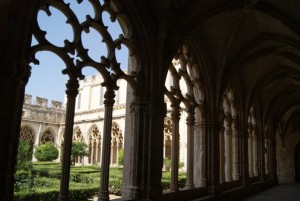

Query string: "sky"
[[26, 0, 128, 104]]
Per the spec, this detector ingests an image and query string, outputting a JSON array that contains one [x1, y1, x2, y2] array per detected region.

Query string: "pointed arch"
[[88, 125, 101, 164], [20, 125, 35, 160], [219, 84, 240, 183], [111, 122, 123, 165]]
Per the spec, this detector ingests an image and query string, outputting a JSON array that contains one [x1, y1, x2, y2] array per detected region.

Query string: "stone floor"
[[241, 182, 300, 201]]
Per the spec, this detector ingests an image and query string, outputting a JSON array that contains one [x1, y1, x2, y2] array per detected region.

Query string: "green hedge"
[[14, 163, 187, 200], [14, 185, 99, 201]]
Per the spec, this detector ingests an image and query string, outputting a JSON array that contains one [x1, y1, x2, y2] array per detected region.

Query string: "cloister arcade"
[[2, 0, 300, 201]]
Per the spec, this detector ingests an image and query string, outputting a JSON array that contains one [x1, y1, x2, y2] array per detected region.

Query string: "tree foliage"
[[17, 140, 32, 171], [71, 141, 89, 164], [118, 149, 124, 166], [34, 143, 59, 162]]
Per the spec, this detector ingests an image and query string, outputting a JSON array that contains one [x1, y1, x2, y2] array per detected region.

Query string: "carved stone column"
[[98, 89, 115, 201], [58, 78, 79, 201], [185, 109, 195, 189], [170, 103, 180, 192], [141, 102, 167, 200], [122, 100, 143, 200], [194, 121, 207, 187]]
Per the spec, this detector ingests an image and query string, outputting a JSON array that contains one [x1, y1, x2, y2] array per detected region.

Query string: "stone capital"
[[103, 89, 116, 105], [65, 78, 79, 97]]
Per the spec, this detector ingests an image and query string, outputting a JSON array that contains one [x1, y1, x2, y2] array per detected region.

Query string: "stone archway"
[[295, 143, 300, 182]]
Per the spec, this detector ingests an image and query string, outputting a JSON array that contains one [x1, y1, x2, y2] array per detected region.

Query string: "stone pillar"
[[170, 103, 180, 192], [98, 89, 115, 201], [253, 127, 258, 176], [194, 121, 207, 187], [58, 78, 79, 201], [231, 120, 239, 180], [270, 139, 278, 183], [122, 100, 143, 200], [240, 123, 249, 186], [185, 109, 195, 189], [207, 122, 221, 196], [141, 102, 167, 200], [224, 122, 232, 182], [248, 126, 254, 177], [219, 126, 225, 183], [0, 1, 41, 200], [264, 138, 269, 175]]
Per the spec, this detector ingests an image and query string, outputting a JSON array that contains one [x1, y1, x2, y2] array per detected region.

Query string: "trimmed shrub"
[[14, 182, 99, 201], [14, 170, 33, 192], [34, 143, 59, 162]]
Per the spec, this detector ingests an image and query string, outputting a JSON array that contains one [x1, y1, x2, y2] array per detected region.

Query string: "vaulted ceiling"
[[116, 0, 300, 140]]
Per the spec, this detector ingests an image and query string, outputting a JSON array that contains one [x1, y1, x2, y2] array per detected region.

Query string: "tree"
[[16, 140, 32, 171], [34, 143, 59, 162], [71, 141, 89, 164]]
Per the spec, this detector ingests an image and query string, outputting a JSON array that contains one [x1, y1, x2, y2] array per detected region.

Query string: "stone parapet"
[[22, 94, 66, 123]]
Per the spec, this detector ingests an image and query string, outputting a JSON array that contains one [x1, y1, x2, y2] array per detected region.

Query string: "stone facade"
[[20, 95, 65, 161], [21, 67, 190, 168]]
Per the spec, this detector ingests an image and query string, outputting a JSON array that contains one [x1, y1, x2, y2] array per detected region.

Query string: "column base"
[[58, 195, 67, 201], [184, 181, 194, 190], [98, 191, 110, 201], [168, 185, 179, 192], [208, 185, 220, 197]]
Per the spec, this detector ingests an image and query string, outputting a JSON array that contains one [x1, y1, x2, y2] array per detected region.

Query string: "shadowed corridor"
[[241, 183, 300, 201]]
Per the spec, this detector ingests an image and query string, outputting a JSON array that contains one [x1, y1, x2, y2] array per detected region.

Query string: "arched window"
[[164, 44, 205, 190], [164, 119, 172, 159], [20, 126, 35, 160], [73, 127, 83, 163], [220, 86, 239, 183], [111, 122, 123, 165], [28, 0, 137, 199], [248, 106, 259, 177], [88, 125, 101, 164]]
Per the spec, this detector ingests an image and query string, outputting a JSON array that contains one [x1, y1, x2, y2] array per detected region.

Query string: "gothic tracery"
[[41, 129, 55, 144]]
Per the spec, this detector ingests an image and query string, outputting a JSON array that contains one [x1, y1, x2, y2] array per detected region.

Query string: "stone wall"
[[22, 94, 65, 123], [276, 124, 300, 182]]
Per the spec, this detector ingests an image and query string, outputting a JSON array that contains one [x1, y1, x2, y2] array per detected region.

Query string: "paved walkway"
[[241, 183, 300, 201]]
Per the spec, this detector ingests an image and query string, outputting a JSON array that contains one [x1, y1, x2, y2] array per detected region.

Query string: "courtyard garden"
[[14, 141, 186, 201]]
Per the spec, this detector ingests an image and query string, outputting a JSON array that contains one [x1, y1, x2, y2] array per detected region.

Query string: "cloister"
[[1, 0, 300, 201]]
